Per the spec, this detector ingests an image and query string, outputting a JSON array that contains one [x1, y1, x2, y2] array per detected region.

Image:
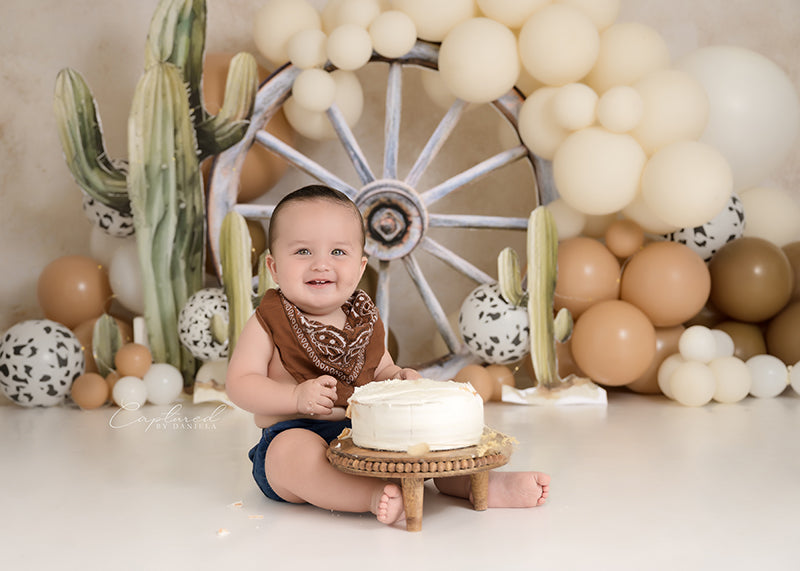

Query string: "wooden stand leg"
[[470, 471, 489, 511], [401, 478, 424, 532]]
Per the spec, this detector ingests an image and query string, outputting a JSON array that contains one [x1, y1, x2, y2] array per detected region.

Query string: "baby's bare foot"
[[373, 483, 405, 524], [486, 471, 550, 508]]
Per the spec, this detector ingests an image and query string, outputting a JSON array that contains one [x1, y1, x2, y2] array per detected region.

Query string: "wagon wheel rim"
[[208, 40, 549, 376]]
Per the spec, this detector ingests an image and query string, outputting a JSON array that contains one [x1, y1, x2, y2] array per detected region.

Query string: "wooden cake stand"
[[327, 431, 511, 531]]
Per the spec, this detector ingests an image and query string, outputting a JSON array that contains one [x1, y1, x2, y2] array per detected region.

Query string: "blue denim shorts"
[[248, 418, 352, 502]]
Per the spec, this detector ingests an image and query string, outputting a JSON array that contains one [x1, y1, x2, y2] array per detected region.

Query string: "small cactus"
[[498, 205, 576, 390], [219, 211, 255, 357]]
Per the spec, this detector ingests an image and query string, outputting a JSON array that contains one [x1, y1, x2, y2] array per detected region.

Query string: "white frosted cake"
[[347, 378, 485, 452]]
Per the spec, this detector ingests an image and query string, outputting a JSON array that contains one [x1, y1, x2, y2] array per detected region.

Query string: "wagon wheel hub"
[[356, 179, 427, 261]]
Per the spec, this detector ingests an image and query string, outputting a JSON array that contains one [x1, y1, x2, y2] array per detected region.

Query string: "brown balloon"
[[781, 241, 800, 302], [620, 241, 710, 327], [713, 320, 766, 361], [571, 300, 656, 386], [37, 256, 114, 329], [709, 237, 794, 323], [627, 325, 684, 394], [765, 301, 800, 365], [554, 237, 621, 319], [683, 302, 726, 329], [605, 219, 645, 259]]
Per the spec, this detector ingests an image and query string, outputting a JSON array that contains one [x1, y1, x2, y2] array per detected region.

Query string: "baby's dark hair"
[[268, 185, 366, 251]]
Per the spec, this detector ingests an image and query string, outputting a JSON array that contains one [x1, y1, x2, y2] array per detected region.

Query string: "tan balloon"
[[37, 256, 113, 329], [620, 241, 711, 327], [554, 237, 621, 318]]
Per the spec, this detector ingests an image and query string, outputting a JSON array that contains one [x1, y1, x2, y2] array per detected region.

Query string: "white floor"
[[2, 389, 798, 571]]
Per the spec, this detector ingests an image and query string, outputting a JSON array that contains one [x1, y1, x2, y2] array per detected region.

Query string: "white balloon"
[[89, 225, 133, 268], [518, 87, 570, 160], [326, 24, 372, 71], [678, 325, 717, 364], [144, 363, 184, 406], [710, 329, 735, 359], [112, 376, 148, 408], [709, 356, 751, 404], [558, 0, 621, 31], [746, 354, 789, 398], [678, 45, 800, 191], [253, 0, 321, 66], [109, 241, 144, 315], [292, 69, 337, 112], [287, 29, 328, 70], [552, 83, 598, 131], [391, 0, 475, 42], [597, 85, 643, 133], [790, 364, 800, 396], [369, 10, 416, 58]]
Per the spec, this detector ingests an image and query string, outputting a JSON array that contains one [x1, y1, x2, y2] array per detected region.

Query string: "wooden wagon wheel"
[[207, 40, 551, 378]]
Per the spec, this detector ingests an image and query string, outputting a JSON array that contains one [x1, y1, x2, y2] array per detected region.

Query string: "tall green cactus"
[[53, 0, 257, 385], [498, 205, 574, 390]]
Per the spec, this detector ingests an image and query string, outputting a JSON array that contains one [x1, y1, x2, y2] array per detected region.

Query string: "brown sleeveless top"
[[254, 289, 386, 406]]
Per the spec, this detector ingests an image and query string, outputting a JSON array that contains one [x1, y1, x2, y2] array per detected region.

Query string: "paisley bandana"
[[277, 289, 379, 385]]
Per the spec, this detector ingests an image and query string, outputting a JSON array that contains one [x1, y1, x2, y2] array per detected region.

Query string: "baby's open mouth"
[[307, 280, 332, 285]]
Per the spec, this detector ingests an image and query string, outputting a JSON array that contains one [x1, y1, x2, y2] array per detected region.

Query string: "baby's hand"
[[395, 368, 421, 380], [294, 375, 338, 416]]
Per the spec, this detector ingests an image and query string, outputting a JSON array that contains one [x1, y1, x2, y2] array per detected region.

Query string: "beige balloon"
[[631, 68, 710, 155], [391, 0, 475, 42], [558, 0, 621, 31], [739, 186, 800, 247], [253, 0, 322, 67], [284, 70, 364, 140], [476, 0, 550, 28], [518, 87, 570, 160], [553, 127, 646, 215], [597, 85, 643, 133], [438, 17, 520, 104], [641, 140, 733, 228], [518, 4, 600, 86], [583, 22, 671, 94]]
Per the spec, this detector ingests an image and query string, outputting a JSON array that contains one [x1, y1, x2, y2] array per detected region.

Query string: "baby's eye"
[[295, 248, 311, 255], [331, 248, 346, 256]]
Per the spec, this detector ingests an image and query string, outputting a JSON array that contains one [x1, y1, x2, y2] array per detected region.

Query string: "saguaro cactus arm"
[[53, 68, 130, 215]]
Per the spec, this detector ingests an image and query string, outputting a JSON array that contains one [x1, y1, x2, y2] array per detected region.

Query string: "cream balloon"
[[657, 353, 684, 399], [438, 18, 520, 104], [253, 0, 322, 66], [547, 198, 587, 240], [284, 70, 363, 140], [291, 69, 337, 112], [709, 356, 751, 404], [89, 226, 134, 268], [739, 186, 800, 247], [584, 22, 671, 94], [369, 10, 417, 58], [557, 0, 621, 31], [476, 0, 550, 28], [420, 69, 458, 110], [631, 68, 710, 155], [621, 192, 679, 235], [518, 87, 570, 160], [597, 85, 643, 133], [553, 127, 646, 215], [640, 140, 733, 228], [390, 0, 475, 42], [670, 361, 716, 407], [552, 83, 598, 131], [518, 4, 599, 86], [287, 29, 328, 70], [108, 241, 144, 315], [326, 24, 372, 71], [678, 325, 717, 364], [335, 0, 382, 28], [678, 46, 800, 191]]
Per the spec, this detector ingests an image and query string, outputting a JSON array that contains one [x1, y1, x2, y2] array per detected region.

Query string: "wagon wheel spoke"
[[420, 144, 529, 206], [428, 213, 529, 230], [326, 103, 376, 186], [254, 130, 358, 199], [373, 260, 391, 348], [418, 237, 493, 284], [383, 62, 402, 180], [402, 253, 461, 353], [404, 99, 468, 188]]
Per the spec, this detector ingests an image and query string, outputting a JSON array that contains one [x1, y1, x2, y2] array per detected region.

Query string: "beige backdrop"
[[1, 0, 798, 367]]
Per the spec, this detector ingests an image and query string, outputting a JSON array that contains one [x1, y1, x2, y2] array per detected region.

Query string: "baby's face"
[[267, 199, 367, 322]]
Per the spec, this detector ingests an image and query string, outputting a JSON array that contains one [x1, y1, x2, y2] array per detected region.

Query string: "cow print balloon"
[[664, 193, 745, 262], [459, 283, 530, 365], [0, 319, 85, 407]]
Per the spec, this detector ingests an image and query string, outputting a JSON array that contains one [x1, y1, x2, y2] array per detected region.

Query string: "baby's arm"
[[226, 315, 338, 417], [373, 349, 421, 382]]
